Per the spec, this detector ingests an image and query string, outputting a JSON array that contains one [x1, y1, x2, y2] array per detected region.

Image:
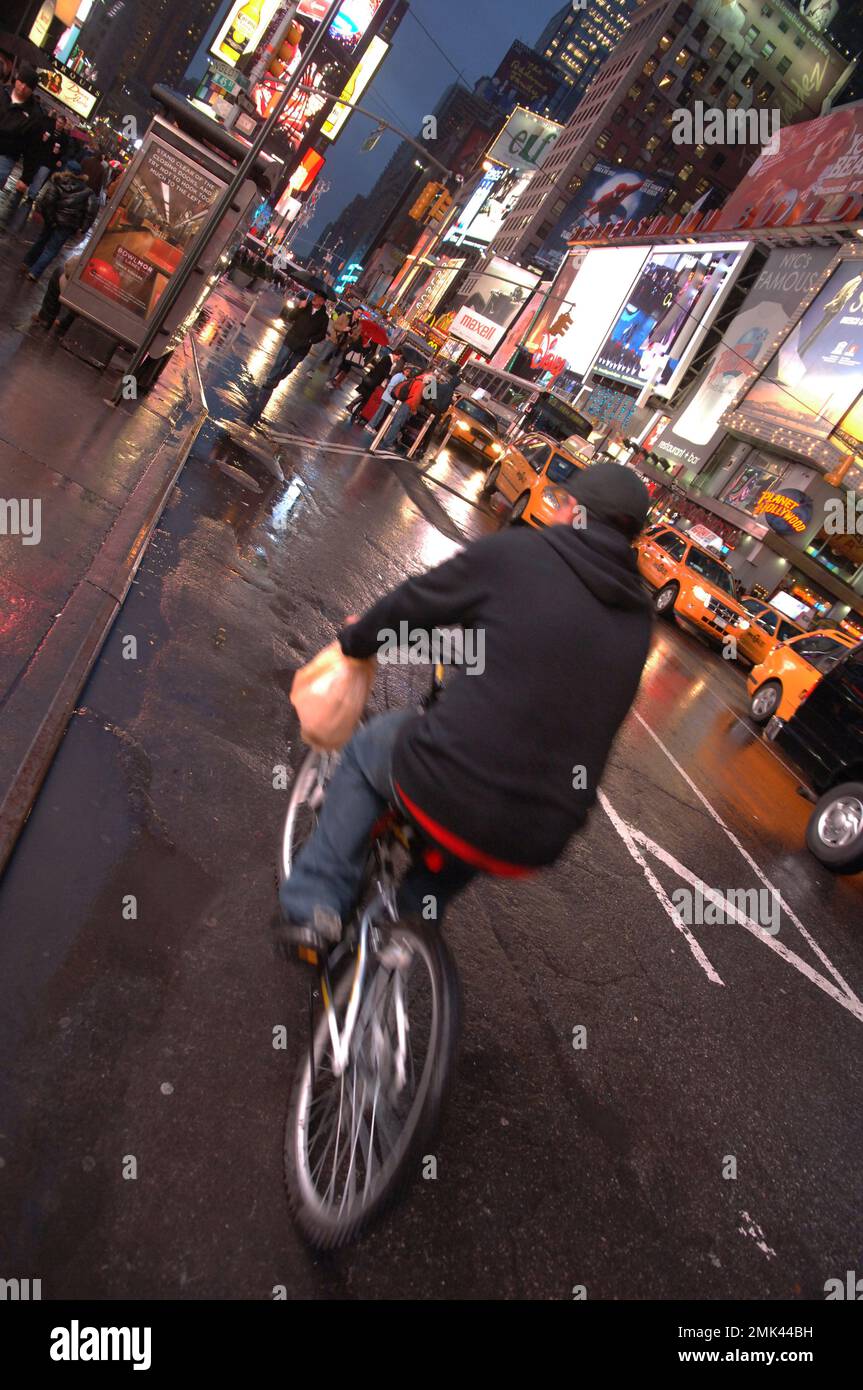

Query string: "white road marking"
[[628, 823, 863, 1024], [632, 711, 858, 1002], [738, 1211, 777, 1260], [598, 790, 724, 987]]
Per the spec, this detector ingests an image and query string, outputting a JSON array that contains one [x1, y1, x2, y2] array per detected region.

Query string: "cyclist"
[[276, 464, 653, 952]]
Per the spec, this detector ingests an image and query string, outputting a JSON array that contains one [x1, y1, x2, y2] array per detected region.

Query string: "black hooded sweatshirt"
[[339, 518, 652, 868]]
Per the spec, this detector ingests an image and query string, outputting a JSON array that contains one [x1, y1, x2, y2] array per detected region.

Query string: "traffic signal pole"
[[110, 0, 346, 407]]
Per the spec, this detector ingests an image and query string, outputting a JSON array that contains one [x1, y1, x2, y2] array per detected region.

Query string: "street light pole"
[[110, 0, 345, 406]]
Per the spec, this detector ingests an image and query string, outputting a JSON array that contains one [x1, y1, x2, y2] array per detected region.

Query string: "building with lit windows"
[[536, 0, 639, 123], [493, 0, 856, 268]]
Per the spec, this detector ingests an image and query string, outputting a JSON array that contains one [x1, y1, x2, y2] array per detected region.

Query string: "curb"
[[0, 339, 208, 880]]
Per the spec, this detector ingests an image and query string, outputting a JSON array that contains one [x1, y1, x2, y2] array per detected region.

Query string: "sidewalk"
[[0, 227, 207, 875]]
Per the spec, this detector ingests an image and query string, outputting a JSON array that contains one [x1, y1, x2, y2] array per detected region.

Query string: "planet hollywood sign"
[[753, 487, 813, 535]]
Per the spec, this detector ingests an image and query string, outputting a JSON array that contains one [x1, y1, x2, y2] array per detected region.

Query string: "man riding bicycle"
[[276, 464, 653, 953]]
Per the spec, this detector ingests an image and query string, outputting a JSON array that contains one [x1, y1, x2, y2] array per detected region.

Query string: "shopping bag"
[[290, 641, 376, 751]]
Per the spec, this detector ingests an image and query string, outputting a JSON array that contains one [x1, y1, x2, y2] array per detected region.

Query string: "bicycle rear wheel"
[[284, 915, 460, 1248]]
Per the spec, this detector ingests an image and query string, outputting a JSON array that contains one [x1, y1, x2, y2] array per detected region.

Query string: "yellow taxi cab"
[[634, 524, 747, 643], [747, 627, 858, 724], [735, 596, 805, 666], [482, 432, 591, 528], [441, 396, 507, 463]]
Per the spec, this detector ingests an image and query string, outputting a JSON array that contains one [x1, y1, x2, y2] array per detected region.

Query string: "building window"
[[760, 3, 772, 14], [643, 56, 658, 75], [756, 80, 774, 101], [727, 89, 741, 107], [695, 143, 706, 157], [761, 40, 776, 58], [628, 82, 642, 100], [777, 55, 791, 75], [675, 47, 693, 68], [658, 72, 674, 88], [741, 65, 758, 87], [691, 63, 707, 83], [725, 53, 741, 72], [708, 37, 725, 59], [674, 3, 690, 20], [659, 33, 673, 50], [630, 115, 646, 133], [644, 134, 661, 153], [583, 153, 597, 170], [744, 25, 760, 43], [679, 163, 693, 181], [692, 19, 709, 41], [695, 178, 710, 195], [778, 18, 789, 32], [596, 128, 613, 148], [666, 187, 679, 206], [644, 99, 657, 115], [794, 34, 805, 48]]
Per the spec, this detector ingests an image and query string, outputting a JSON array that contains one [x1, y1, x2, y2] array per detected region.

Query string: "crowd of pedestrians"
[[0, 56, 112, 285]]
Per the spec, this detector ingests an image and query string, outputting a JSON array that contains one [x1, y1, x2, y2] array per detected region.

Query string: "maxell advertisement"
[[729, 257, 863, 461], [449, 257, 540, 355], [593, 243, 750, 399], [535, 163, 670, 274], [77, 139, 224, 322], [656, 247, 834, 472]]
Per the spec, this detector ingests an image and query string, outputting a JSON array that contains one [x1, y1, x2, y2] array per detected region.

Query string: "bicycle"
[[280, 664, 462, 1248]]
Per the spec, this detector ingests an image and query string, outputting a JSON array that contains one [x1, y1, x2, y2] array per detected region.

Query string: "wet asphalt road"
[[1, 287, 861, 1301]]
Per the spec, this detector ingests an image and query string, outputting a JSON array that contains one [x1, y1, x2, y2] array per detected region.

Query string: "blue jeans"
[[24, 224, 70, 279], [246, 342, 305, 421], [280, 710, 476, 925], [380, 401, 410, 447]]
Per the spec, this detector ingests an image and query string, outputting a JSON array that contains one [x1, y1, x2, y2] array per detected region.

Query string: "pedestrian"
[[379, 366, 432, 451], [80, 145, 107, 197], [20, 160, 97, 282], [420, 362, 461, 456], [348, 347, 400, 421], [319, 302, 350, 366], [0, 114, 56, 231], [31, 251, 80, 335], [328, 321, 367, 388], [245, 290, 328, 425], [275, 464, 653, 952], [366, 359, 409, 434], [0, 65, 44, 213]]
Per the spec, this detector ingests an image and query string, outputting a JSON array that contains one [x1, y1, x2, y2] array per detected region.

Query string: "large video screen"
[[526, 245, 651, 381], [733, 259, 863, 453], [593, 243, 749, 398]]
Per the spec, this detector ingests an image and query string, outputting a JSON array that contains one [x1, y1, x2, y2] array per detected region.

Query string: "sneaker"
[[272, 906, 342, 962]]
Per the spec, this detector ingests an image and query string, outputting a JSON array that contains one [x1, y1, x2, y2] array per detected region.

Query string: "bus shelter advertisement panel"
[[450, 258, 539, 355], [79, 141, 224, 322], [731, 258, 863, 454], [593, 243, 748, 398]]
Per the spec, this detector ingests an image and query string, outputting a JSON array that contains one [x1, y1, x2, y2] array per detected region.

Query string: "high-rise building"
[[492, 0, 856, 267], [536, 0, 640, 122]]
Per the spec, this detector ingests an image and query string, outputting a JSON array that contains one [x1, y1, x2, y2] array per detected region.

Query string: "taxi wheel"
[[481, 463, 501, 496], [806, 782, 863, 874], [653, 583, 678, 620], [509, 492, 530, 524], [750, 680, 781, 724]]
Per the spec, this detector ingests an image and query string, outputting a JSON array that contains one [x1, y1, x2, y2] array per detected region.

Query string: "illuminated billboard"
[[485, 106, 562, 176], [443, 165, 531, 250], [298, 0, 382, 48], [727, 258, 863, 464], [450, 257, 540, 355], [535, 162, 670, 274], [321, 34, 388, 140], [656, 247, 833, 472], [525, 245, 652, 380], [38, 62, 99, 118], [211, 0, 282, 69], [594, 243, 750, 399]]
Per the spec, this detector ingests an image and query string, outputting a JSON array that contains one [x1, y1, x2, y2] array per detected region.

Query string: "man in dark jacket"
[[276, 464, 653, 951], [21, 159, 97, 281], [246, 291, 328, 424], [0, 65, 44, 197], [348, 346, 397, 420]]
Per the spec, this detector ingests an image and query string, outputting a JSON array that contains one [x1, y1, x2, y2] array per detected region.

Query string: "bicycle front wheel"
[[284, 915, 461, 1249]]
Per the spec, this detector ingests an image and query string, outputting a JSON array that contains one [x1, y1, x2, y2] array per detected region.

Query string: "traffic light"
[[409, 180, 443, 221], [427, 187, 453, 223], [267, 19, 303, 78]]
